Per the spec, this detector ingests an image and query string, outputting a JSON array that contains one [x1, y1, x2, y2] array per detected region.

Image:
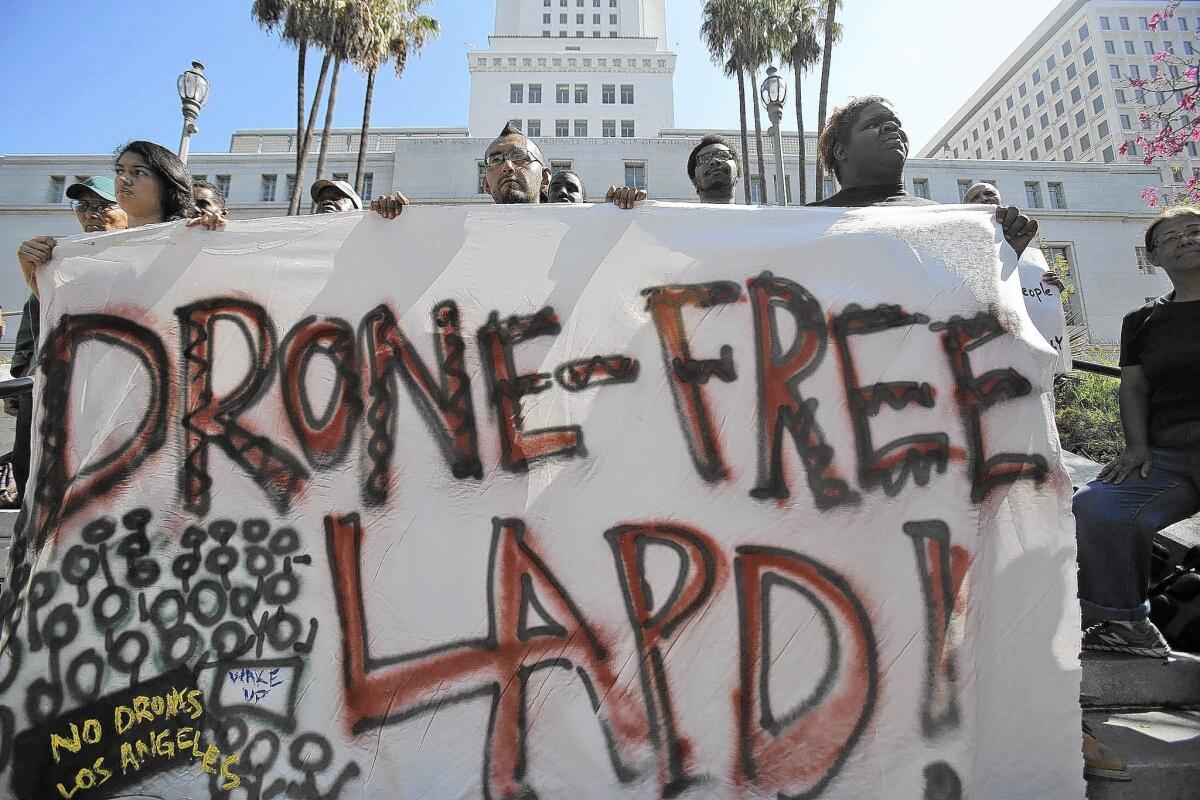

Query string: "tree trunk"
[[289, 50, 332, 215], [313, 55, 342, 212], [750, 66, 768, 203], [735, 65, 751, 204], [792, 50, 807, 205], [355, 66, 377, 196], [814, 0, 837, 200], [296, 39, 307, 190]]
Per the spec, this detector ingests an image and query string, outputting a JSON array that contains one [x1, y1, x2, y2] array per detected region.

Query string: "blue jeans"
[[1074, 426, 1200, 624]]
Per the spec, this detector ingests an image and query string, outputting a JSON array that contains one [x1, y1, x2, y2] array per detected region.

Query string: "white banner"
[[0, 203, 1084, 800], [1018, 248, 1072, 374]]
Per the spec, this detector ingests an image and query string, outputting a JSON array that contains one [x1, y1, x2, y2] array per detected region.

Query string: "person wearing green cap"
[[68, 176, 129, 232], [17, 140, 223, 295], [9, 176, 130, 505]]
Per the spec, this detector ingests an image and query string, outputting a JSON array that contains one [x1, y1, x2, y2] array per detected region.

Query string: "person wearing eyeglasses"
[[371, 122, 645, 217], [1074, 206, 1200, 660], [8, 176, 131, 506], [17, 141, 224, 295], [687, 134, 740, 204]]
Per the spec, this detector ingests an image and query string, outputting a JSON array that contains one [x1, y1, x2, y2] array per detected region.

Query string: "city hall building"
[[0, 0, 1184, 344]]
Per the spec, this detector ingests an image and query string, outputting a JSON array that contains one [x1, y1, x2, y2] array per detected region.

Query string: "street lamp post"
[[177, 61, 211, 165], [760, 66, 789, 206]]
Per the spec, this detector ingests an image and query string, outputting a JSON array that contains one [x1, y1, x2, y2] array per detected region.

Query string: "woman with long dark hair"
[[17, 140, 223, 292]]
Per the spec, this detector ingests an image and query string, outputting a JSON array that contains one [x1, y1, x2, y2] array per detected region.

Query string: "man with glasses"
[[69, 175, 129, 233], [10, 177, 129, 505], [687, 134, 740, 204], [371, 123, 644, 216]]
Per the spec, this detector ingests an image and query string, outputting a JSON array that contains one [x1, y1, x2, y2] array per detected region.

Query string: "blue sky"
[[0, 0, 1058, 156]]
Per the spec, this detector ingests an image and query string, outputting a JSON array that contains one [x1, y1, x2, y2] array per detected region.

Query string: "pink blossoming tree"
[[1120, 1, 1200, 207]]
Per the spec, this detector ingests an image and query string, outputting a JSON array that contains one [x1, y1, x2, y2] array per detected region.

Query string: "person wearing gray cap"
[[311, 178, 363, 214]]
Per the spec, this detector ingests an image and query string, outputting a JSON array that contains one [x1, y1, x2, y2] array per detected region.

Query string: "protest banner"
[[0, 203, 1084, 799], [1018, 247, 1072, 374]]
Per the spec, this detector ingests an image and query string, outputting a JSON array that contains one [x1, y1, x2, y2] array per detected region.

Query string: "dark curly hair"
[[687, 133, 741, 183], [114, 140, 196, 221], [817, 96, 892, 182]]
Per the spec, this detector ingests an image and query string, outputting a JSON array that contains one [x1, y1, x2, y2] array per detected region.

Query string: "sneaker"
[[1083, 618, 1171, 658], [1082, 721, 1131, 782]]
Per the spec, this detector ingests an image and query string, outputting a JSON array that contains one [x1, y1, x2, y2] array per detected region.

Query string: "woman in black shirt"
[[1074, 206, 1200, 658]]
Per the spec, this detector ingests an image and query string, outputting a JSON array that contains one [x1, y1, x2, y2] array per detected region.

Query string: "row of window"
[[257, 173, 374, 203], [1098, 14, 1194, 33], [543, 29, 619, 37], [506, 118, 634, 137], [545, 0, 618, 7], [1104, 38, 1196, 57], [480, 56, 665, 69], [46, 173, 238, 203], [543, 12, 617, 25], [477, 159, 645, 193], [916, 178, 1069, 209], [510, 83, 634, 104]]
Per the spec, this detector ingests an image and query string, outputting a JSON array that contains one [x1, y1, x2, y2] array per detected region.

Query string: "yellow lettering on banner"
[[49, 724, 82, 763], [165, 688, 184, 718], [176, 726, 194, 752], [185, 689, 204, 720], [132, 696, 153, 724], [134, 739, 149, 762], [220, 753, 241, 790], [55, 781, 78, 799], [82, 719, 102, 744], [114, 706, 134, 735], [200, 743, 220, 774], [152, 728, 175, 758], [191, 731, 204, 759], [119, 741, 139, 774], [150, 695, 165, 715], [93, 756, 111, 785]]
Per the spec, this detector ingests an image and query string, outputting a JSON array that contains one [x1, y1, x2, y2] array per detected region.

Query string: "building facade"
[[468, 0, 675, 139], [0, 0, 1177, 348], [919, 0, 1200, 194]]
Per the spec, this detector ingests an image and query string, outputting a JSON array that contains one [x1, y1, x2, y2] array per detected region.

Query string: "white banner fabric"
[[0, 203, 1085, 800]]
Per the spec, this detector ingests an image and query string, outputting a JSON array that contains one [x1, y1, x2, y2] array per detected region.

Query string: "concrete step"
[[1082, 651, 1200, 710], [1084, 709, 1200, 800]]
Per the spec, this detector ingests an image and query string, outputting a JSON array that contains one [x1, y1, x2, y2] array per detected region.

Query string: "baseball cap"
[[310, 179, 363, 210], [65, 176, 118, 203]]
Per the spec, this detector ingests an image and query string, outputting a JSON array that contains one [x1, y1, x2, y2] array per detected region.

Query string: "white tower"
[[468, 0, 676, 139]]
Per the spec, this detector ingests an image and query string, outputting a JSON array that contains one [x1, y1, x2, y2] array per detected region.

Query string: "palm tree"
[[313, 0, 381, 209], [776, 0, 821, 203], [351, 0, 439, 197], [813, 0, 840, 201], [253, 0, 324, 213], [701, 0, 751, 203]]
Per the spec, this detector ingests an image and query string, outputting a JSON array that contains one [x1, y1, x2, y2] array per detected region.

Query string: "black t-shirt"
[[1119, 292, 1200, 443], [806, 184, 939, 208]]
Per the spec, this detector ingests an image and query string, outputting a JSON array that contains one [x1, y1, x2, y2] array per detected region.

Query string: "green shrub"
[[1055, 370, 1123, 463]]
